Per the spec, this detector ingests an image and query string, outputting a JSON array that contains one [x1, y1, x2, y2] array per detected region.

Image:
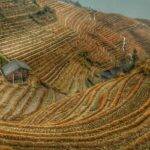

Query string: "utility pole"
[[122, 36, 127, 60], [122, 37, 126, 52], [93, 13, 96, 21], [120, 36, 127, 70]]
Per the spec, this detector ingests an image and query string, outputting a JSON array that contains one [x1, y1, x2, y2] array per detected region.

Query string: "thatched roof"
[[101, 67, 121, 79], [1, 60, 31, 76]]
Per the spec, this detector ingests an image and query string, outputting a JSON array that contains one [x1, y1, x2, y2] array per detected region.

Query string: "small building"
[[1, 60, 31, 84], [100, 67, 121, 80], [101, 70, 113, 80]]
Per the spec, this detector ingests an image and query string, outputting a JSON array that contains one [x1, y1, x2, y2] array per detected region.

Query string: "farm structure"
[[1, 60, 31, 84]]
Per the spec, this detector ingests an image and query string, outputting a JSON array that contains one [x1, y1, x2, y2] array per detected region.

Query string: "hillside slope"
[[0, 0, 149, 149], [1, 0, 149, 98], [0, 71, 149, 149], [95, 12, 150, 56], [0, 0, 114, 96], [0, 77, 65, 121]]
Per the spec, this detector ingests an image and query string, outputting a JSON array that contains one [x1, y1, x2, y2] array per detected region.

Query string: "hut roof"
[[101, 67, 121, 79], [1, 60, 31, 76], [101, 70, 112, 79]]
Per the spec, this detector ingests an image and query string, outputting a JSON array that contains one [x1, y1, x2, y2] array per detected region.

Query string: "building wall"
[[6, 69, 29, 83]]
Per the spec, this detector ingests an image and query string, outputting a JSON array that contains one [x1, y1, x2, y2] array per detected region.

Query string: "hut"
[[100, 67, 121, 80], [100, 70, 113, 80], [1, 60, 31, 84]]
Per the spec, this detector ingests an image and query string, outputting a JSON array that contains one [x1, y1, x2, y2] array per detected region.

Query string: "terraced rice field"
[[0, 0, 149, 149], [0, 71, 149, 149]]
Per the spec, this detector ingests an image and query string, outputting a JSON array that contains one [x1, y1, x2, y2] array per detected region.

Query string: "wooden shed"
[[1, 60, 31, 84]]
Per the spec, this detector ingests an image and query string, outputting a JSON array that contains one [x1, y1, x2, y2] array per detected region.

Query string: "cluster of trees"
[[0, 53, 9, 69], [100, 49, 139, 80], [120, 49, 138, 73], [28, 6, 56, 24], [78, 51, 101, 69]]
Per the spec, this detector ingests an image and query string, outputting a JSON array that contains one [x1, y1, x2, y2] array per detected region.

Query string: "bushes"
[[32, 0, 38, 6], [0, 53, 9, 67], [138, 59, 150, 76], [78, 51, 102, 69], [85, 78, 94, 88], [78, 51, 89, 58], [28, 5, 56, 25]]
